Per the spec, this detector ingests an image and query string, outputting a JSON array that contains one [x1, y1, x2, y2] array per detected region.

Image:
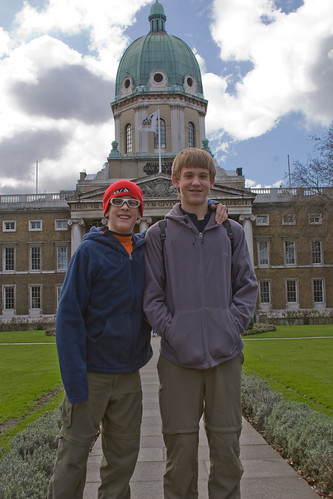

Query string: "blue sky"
[[0, 0, 332, 193]]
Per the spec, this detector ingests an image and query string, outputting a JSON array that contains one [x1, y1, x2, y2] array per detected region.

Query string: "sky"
[[0, 0, 332, 194]]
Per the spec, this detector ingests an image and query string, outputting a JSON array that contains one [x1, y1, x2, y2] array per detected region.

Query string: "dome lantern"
[[149, 0, 167, 33]]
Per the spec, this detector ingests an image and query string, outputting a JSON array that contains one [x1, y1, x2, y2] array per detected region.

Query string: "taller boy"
[[144, 148, 258, 499]]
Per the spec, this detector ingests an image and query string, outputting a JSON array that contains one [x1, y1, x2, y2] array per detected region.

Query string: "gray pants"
[[158, 354, 244, 499], [48, 371, 142, 499]]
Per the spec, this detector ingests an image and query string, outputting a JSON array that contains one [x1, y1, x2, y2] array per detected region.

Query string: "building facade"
[[1, 1, 332, 324]]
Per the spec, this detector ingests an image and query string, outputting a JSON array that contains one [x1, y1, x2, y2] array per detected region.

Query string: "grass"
[[1, 325, 332, 451], [0, 330, 63, 451], [243, 324, 333, 417]]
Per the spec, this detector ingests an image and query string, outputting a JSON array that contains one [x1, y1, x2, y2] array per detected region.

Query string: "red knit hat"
[[103, 180, 144, 216]]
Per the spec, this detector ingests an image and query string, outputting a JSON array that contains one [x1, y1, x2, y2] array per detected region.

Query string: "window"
[[30, 247, 41, 271], [313, 279, 324, 303], [311, 241, 322, 265], [125, 124, 132, 153], [258, 241, 269, 266], [55, 220, 68, 231], [3, 286, 15, 310], [255, 215, 269, 226], [286, 280, 297, 303], [308, 213, 322, 225], [188, 122, 195, 147], [282, 213, 296, 225], [4, 247, 15, 271], [284, 241, 296, 265], [57, 247, 68, 271], [3, 221, 16, 232], [154, 119, 166, 149], [30, 286, 41, 309], [259, 281, 270, 304], [29, 220, 42, 231], [57, 285, 63, 307]]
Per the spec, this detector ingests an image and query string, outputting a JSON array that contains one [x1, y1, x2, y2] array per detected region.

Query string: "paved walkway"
[[83, 337, 318, 499]]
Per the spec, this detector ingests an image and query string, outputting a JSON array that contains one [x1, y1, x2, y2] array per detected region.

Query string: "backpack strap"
[[222, 219, 234, 254], [158, 219, 167, 258]]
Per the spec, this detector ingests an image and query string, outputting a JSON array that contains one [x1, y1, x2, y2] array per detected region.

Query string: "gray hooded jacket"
[[143, 204, 258, 369]]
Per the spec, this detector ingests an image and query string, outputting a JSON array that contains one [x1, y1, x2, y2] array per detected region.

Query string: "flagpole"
[[158, 108, 162, 173]]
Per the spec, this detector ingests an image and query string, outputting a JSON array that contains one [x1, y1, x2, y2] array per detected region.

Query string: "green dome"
[[113, 1, 204, 102]]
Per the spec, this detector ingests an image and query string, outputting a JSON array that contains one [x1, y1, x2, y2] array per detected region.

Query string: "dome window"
[[124, 78, 131, 89], [188, 122, 195, 148], [154, 73, 164, 83], [154, 119, 166, 149], [125, 124, 132, 154], [187, 77, 193, 87]]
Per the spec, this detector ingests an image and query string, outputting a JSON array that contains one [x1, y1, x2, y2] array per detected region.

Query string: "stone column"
[[170, 103, 185, 152], [135, 104, 149, 153], [68, 218, 85, 255], [139, 217, 152, 232], [238, 214, 255, 264]]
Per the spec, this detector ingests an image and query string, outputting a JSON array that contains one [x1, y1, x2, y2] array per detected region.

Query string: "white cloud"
[[204, 0, 333, 139], [0, 0, 153, 193]]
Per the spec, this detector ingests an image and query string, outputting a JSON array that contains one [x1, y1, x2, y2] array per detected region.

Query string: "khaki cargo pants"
[[158, 353, 244, 499], [48, 371, 142, 499]]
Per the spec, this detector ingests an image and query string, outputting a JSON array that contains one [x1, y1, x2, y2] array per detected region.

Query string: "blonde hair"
[[172, 148, 216, 180]]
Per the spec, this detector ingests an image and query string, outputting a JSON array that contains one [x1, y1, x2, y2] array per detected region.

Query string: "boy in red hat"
[[48, 180, 151, 499]]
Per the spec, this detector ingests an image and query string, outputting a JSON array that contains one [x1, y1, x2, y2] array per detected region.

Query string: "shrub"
[[0, 408, 61, 499], [241, 374, 281, 426], [241, 374, 333, 495], [264, 401, 333, 493]]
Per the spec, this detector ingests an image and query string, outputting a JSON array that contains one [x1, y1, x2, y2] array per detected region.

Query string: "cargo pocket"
[[61, 396, 73, 429]]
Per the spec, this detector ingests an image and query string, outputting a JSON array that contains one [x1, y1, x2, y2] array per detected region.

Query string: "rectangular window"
[[57, 285, 63, 307], [55, 220, 68, 231], [4, 247, 15, 271], [3, 286, 15, 310], [30, 286, 41, 309], [3, 221, 16, 232], [259, 281, 270, 304], [282, 214, 296, 225], [256, 215, 269, 226], [286, 280, 297, 303], [313, 279, 324, 303], [29, 220, 42, 231], [311, 241, 322, 264], [258, 241, 269, 266], [308, 214, 322, 225], [57, 247, 68, 271], [30, 247, 41, 271], [284, 241, 296, 265]]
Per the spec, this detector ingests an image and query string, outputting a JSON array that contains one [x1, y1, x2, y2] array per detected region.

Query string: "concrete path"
[[84, 337, 318, 499]]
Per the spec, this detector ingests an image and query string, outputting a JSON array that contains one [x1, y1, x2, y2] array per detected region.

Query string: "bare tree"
[[289, 122, 333, 189]]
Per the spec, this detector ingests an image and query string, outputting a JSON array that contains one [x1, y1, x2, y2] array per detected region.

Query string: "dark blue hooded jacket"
[[56, 226, 152, 404]]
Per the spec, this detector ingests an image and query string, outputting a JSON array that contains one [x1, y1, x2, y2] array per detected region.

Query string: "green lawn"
[[0, 330, 63, 451], [243, 324, 333, 417], [0, 326, 332, 452]]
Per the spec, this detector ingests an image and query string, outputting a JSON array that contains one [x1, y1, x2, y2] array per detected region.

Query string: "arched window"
[[154, 119, 166, 149], [125, 124, 132, 153], [188, 122, 195, 147]]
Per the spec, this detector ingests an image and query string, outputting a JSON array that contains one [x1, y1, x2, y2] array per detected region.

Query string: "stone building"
[[1, 0, 332, 323]]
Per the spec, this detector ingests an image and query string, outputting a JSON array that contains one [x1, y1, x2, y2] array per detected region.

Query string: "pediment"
[[134, 173, 255, 201]]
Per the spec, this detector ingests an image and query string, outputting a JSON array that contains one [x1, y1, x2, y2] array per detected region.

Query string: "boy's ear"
[[210, 177, 215, 187], [172, 173, 179, 188]]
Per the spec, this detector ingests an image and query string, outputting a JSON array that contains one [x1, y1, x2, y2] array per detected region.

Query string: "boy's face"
[[106, 196, 141, 233], [172, 167, 214, 212]]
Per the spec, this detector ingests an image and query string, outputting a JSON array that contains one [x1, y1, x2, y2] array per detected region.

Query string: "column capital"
[[238, 214, 256, 223], [68, 218, 85, 227]]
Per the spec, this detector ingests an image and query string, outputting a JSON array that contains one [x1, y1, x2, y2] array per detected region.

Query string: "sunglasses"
[[110, 198, 141, 208]]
